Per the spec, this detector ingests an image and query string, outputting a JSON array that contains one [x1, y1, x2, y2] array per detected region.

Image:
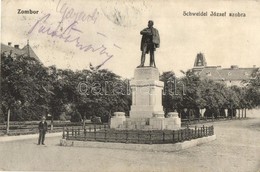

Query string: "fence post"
[[163, 131, 165, 143], [205, 126, 208, 136], [149, 130, 152, 144], [137, 131, 140, 143], [212, 126, 214, 135], [181, 129, 183, 142], [180, 129, 183, 142], [190, 128, 193, 140], [94, 126, 96, 141], [78, 128, 80, 137], [183, 129, 185, 141], [66, 128, 69, 140], [195, 126, 197, 139], [126, 130, 128, 143], [62, 127, 65, 139], [188, 128, 190, 140], [188, 112, 191, 124], [172, 130, 175, 143], [84, 128, 86, 140], [72, 127, 74, 137], [177, 130, 180, 142], [187, 125, 190, 140], [184, 127, 187, 141], [105, 128, 107, 142]]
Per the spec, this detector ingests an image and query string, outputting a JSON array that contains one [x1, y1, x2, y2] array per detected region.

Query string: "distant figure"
[[138, 20, 160, 68], [38, 116, 48, 145]]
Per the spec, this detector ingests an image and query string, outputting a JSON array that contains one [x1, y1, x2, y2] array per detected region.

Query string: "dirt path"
[[0, 110, 259, 172]]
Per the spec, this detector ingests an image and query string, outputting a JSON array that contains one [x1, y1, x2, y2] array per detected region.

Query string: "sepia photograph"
[[1, 0, 260, 171]]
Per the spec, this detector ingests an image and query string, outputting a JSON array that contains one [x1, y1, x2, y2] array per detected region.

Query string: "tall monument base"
[[110, 67, 181, 130]]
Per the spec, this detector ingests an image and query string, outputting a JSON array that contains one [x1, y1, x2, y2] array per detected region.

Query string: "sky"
[[1, 0, 260, 79]]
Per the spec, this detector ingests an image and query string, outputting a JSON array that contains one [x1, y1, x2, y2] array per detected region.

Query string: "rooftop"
[[1, 42, 40, 62], [198, 66, 259, 81]]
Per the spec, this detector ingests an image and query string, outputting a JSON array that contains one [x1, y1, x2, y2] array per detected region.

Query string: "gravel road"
[[0, 109, 259, 172]]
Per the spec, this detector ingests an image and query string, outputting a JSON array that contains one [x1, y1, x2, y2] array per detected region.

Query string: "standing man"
[[138, 20, 160, 68], [38, 116, 48, 145]]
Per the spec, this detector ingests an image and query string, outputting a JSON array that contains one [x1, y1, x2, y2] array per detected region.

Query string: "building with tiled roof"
[[192, 53, 259, 87], [1, 41, 40, 62]]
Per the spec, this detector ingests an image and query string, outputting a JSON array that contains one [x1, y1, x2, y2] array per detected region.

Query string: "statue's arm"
[[140, 28, 152, 35]]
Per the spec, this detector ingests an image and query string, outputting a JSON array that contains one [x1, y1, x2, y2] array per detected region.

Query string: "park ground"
[[0, 109, 259, 172]]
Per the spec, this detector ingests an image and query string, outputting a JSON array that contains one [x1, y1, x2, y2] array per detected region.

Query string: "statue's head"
[[148, 20, 154, 28]]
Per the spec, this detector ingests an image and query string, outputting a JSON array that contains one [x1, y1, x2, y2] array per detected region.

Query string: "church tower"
[[193, 52, 207, 73]]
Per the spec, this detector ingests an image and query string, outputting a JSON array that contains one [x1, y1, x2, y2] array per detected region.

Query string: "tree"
[[160, 71, 176, 114], [245, 69, 260, 108], [1, 53, 50, 121], [76, 69, 131, 122]]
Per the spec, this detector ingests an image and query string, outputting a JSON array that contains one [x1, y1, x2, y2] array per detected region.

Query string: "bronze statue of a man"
[[138, 20, 160, 68]]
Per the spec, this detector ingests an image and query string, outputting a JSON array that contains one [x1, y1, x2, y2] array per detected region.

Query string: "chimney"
[[8, 42, 12, 46], [14, 44, 19, 49], [253, 65, 256, 68]]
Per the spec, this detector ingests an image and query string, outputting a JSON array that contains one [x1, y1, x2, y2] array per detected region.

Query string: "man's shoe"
[[42, 143, 45, 145]]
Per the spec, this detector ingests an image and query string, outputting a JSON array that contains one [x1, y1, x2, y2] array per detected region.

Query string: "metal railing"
[[62, 125, 214, 144]]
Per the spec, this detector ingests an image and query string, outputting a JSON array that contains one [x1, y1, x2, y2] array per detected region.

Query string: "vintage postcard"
[[1, 0, 260, 172]]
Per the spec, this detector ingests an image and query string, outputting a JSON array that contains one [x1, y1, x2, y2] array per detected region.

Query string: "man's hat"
[[42, 116, 46, 120]]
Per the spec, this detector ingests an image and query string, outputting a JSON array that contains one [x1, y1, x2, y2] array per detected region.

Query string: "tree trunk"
[[51, 115, 54, 131], [6, 108, 10, 134]]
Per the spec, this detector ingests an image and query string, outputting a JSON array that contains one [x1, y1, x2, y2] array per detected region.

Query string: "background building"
[[1, 41, 40, 62], [192, 53, 259, 87]]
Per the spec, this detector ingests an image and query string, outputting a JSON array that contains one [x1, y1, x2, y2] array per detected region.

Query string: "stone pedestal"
[[110, 112, 126, 129], [110, 67, 181, 130], [165, 112, 181, 130], [150, 112, 165, 130], [130, 67, 164, 118]]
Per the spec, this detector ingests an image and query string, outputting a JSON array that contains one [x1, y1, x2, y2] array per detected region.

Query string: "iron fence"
[[62, 125, 214, 144]]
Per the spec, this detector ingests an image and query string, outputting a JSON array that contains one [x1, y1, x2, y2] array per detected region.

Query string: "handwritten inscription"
[[56, 0, 99, 24], [28, 13, 113, 65], [28, 0, 121, 68]]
